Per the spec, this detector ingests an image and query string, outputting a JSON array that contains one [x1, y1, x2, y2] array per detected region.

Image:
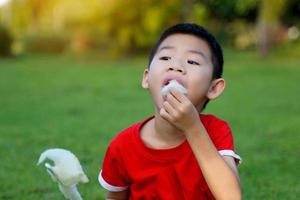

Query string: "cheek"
[[187, 83, 210, 108], [187, 69, 212, 97], [148, 64, 164, 84], [189, 66, 212, 83], [147, 71, 160, 87], [147, 69, 163, 97]]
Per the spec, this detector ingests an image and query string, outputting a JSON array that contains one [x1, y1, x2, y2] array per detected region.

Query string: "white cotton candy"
[[161, 80, 188, 97], [37, 148, 89, 200]]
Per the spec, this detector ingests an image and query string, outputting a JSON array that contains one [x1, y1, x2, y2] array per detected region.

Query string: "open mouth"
[[161, 79, 188, 97], [162, 78, 183, 87], [163, 79, 172, 87]]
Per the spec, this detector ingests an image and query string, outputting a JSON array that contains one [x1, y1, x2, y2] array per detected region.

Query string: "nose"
[[168, 61, 185, 73]]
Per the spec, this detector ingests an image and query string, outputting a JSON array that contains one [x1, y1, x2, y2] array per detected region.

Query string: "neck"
[[153, 113, 186, 145]]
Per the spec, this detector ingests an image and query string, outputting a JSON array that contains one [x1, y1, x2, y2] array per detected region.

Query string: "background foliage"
[[0, 0, 300, 56]]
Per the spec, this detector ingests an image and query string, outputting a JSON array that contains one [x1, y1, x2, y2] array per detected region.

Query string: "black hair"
[[148, 23, 224, 80], [148, 23, 224, 110]]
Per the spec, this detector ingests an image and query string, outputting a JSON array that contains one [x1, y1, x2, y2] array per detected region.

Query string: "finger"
[[159, 107, 172, 122], [166, 92, 181, 108], [169, 88, 188, 103], [163, 100, 177, 117]]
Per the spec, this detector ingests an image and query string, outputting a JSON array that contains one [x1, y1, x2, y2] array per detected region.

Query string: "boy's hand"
[[159, 88, 201, 133]]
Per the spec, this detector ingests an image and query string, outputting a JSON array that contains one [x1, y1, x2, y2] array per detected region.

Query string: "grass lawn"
[[0, 50, 299, 199]]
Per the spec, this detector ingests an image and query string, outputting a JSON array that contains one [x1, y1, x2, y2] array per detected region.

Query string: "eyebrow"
[[157, 45, 175, 52], [158, 46, 209, 61], [188, 50, 209, 61]]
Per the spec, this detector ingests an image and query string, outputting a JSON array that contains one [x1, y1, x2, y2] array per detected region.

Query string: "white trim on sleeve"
[[219, 150, 242, 164], [98, 170, 129, 192]]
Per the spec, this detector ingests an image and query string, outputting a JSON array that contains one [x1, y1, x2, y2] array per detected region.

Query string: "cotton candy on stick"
[[161, 80, 188, 97], [37, 148, 89, 200]]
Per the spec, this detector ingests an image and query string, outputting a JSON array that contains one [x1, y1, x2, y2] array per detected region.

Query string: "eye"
[[187, 60, 200, 65], [159, 56, 171, 61]]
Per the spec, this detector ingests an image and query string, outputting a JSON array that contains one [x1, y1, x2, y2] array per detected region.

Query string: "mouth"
[[163, 80, 171, 87], [162, 78, 184, 87], [161, 78, 188, 97]]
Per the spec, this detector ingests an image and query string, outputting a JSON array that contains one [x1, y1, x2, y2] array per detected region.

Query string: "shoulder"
[[108, 116, 154, 150], [108, 122, 139, 149], [200, 114, 230, 128], [200, 114, 233, 144], [201, 114, 241, 162]]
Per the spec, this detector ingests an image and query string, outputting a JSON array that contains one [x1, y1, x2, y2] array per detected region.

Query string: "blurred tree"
[[257, 0, 289, 56], [180, 0, 194, 22], [198, 0, 259, 49], [0, 25, 13, 56], [100, 0, 183, 55], [0, 1, 10, 27], [2, 0, 297, 57], [2, 0, 50, 34], [203, 0, 258, 22], [28, 0, 42, 32], [282, 0, 300, 25]]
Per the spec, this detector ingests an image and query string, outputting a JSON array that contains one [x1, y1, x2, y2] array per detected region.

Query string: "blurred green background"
[[0, 0, 300, 199]]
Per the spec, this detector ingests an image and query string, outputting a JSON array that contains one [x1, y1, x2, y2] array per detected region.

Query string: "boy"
[[99, 23, 242, 199]]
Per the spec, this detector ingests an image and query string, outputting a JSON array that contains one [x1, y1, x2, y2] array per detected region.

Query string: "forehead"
[[157, 33, 211, 56]]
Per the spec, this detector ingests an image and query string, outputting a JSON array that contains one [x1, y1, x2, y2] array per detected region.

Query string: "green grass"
[[0, 51, 299, 199]]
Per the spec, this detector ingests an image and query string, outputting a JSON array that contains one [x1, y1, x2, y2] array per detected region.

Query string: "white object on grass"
[[37, 148, 89, 200], [161, 80, 188, 97]]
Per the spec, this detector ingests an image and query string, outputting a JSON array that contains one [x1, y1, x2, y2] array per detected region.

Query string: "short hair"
[[148, 23, 224, 80]]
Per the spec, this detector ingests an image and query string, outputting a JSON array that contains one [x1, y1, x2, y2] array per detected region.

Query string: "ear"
[[141, 68, 149, 89], [206, 78, 225, 100]]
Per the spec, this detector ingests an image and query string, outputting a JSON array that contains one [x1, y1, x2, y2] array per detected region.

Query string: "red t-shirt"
[[99, 114, 241, 199]]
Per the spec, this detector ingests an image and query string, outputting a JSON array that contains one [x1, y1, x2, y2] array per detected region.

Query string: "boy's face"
[[142, 33, 222, 112]]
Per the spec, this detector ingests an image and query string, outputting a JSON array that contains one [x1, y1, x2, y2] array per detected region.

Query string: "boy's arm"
[[160, 89, 241, 200], [223, 155, 240, 183], [185, 124, 241, 199], [106, 190, 129, 200]]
